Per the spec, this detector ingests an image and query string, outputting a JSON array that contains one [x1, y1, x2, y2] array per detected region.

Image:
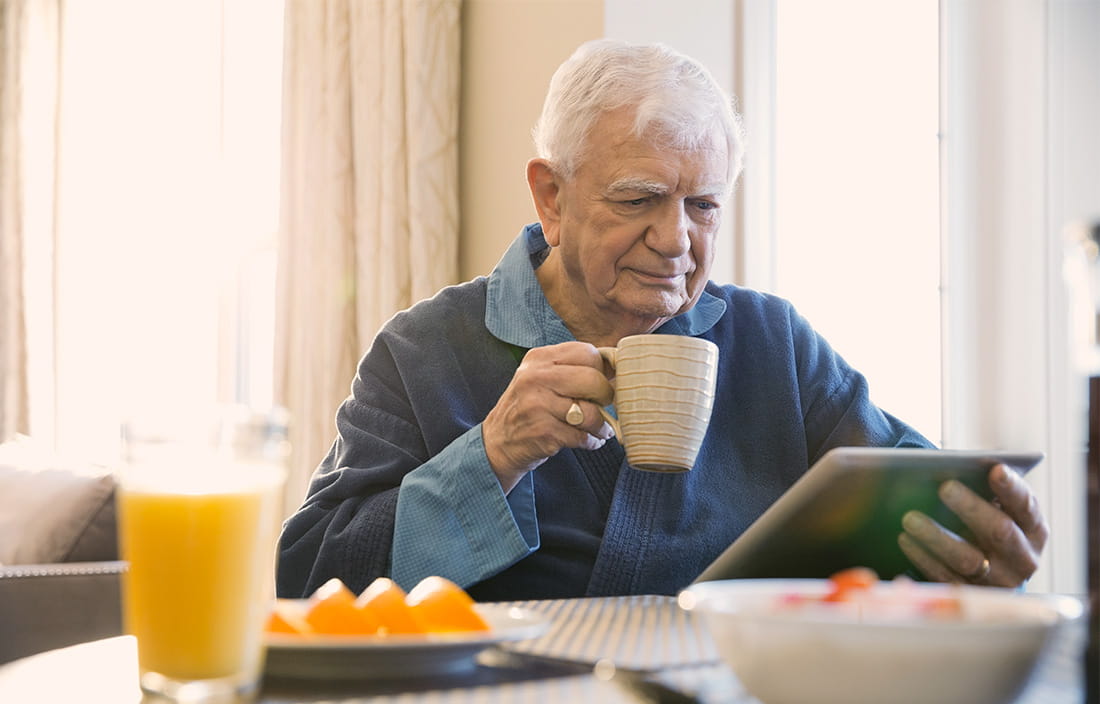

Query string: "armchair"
[[0, 438, 124, 664]]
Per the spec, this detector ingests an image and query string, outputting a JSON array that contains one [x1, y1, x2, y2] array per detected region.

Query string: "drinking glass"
[[117, 406, 288, 702]]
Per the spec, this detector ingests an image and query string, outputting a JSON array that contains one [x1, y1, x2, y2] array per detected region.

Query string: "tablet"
[[692, 447, 1044, 583]]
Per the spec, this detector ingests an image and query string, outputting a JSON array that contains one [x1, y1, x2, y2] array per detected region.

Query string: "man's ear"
[[526, 158, 562, 246]]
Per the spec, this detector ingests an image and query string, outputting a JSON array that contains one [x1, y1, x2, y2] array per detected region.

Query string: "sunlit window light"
[[25, 0, 284, 461], [773, 0, 941, 444]]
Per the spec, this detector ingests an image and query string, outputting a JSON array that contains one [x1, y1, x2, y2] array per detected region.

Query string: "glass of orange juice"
[[117, 406, 287, 702]]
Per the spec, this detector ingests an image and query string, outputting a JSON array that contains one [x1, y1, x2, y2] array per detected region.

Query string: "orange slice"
[[405, 576, 490, 633], [355, 577, 425, 635], [304, 577, 380, 635], [266, 600, 314, 635]]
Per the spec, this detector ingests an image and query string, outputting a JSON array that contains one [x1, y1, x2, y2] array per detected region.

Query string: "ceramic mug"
[[596, 334, 719, 472]]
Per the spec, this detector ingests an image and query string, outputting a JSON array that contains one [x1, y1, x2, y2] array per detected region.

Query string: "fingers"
[[899, 511, 996, 584], [524, 344, 616, 407], [562, 399, 614, 438], [522, 343, 615, 436], [565, 400, 585, 426], [988, 464, 1049, 550], [482, 343, 616, 484], [898, 466, 1047, 588], [898, 531, 963, 583], [941, 470, 1043, 583]]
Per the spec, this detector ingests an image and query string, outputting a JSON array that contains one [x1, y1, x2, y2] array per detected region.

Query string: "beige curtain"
[[277, 0, 461, 514], [0, 0, 59, 442]]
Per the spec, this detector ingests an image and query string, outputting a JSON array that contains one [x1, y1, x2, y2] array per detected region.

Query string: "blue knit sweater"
[[276, 224, 931, 601]]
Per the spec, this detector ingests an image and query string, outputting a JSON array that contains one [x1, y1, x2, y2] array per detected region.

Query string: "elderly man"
[[277, 39, 1047, 600]]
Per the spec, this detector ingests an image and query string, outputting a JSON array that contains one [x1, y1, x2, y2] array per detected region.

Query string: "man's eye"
[[692, 200, 719, 211], [623, 197, 649, 206]]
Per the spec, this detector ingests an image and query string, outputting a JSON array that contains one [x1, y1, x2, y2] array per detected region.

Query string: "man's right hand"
[[482, 342, 615, 492]]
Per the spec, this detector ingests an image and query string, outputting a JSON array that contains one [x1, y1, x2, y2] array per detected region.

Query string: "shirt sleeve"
[[275, 282, 539, 599], [391, 425, 539, 591], [276, 416, 538, 598]]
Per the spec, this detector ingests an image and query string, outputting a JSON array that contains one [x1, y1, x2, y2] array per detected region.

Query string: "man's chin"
[[622, 295, 691, 321]]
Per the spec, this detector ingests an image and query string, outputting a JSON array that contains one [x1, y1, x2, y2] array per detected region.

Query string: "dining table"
[[0, 594, 1087, 703]]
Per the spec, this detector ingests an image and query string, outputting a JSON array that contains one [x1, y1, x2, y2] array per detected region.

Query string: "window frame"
[[610, 0, 1100, 593]]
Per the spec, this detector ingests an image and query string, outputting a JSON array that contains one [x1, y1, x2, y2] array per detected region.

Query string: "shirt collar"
[[485, 223, 726, 348]]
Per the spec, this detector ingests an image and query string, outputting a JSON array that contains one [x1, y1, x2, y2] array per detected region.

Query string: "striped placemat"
[[502, 595, 722, 670]]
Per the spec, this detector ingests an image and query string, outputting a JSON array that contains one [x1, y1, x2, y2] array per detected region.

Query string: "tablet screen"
[[692, 447, 1044, 583]]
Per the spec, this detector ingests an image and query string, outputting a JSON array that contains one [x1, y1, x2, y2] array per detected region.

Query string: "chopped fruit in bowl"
[[679, 567, 1084, 704], [774, 567, 964, 622], [821, 566, 879, 602]]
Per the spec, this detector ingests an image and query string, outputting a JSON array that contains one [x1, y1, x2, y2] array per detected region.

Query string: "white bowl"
[[679, 578, 1084, 704]]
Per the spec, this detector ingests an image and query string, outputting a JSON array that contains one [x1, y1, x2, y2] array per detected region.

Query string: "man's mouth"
[[629, 269, 687, 286]]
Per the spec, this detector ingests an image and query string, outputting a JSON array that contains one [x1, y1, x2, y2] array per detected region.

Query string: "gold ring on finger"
[[565, 401, 584, 426], [968, 557, 991, 582]]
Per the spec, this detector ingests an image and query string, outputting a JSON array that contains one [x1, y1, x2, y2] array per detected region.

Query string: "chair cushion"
[[0, 561, 126, 664], [0, 437, 118, 565]]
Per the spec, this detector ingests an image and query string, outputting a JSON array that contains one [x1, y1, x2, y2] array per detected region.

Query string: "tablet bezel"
[[692, 447, 1044, 583]]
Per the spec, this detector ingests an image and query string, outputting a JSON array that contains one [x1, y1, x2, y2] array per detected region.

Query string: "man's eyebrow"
[[606, 178, 668, 195], [696, 182, 732, 198], [606, 177, 730, 198]]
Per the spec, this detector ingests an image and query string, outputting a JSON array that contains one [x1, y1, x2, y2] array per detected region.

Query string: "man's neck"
[[534, 253, 667, 347]]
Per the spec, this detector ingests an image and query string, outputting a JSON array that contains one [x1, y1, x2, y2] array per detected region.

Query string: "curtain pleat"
[[276, 0, 461, 516], [0, 0, 57, 442], [0, 0, 26, 441]]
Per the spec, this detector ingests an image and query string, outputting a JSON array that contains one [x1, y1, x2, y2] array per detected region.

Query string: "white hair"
[[532, 39, 745, 186]]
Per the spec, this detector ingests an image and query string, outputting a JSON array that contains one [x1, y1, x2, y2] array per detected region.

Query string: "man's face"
[[547, 110, 731, 334]]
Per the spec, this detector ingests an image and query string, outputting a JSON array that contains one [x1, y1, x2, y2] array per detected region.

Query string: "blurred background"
[[1, 0, 1097, 595]]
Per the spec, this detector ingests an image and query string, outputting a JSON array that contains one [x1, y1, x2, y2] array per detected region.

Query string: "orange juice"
[[117, 465, 282, 691]]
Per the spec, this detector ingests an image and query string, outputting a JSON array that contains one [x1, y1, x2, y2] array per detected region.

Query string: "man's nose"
[[644, 202, 691, 257]]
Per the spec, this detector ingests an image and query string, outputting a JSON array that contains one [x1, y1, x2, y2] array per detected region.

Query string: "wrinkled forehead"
[[583, 108, 737, 195], [649, 121, 738, 193], [629, 135, 733, 197]]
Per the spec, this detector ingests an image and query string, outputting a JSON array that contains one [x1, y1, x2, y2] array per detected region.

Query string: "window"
[[586, 0, 1094, 595], [27, 0, 284, 461], [772, 0, 941, 443]]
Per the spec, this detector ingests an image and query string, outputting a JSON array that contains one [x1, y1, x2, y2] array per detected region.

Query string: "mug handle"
[[596, 347, 621, 438]]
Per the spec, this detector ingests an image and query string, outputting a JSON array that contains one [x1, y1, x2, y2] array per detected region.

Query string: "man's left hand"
[[897, 464, 1049, 587]]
